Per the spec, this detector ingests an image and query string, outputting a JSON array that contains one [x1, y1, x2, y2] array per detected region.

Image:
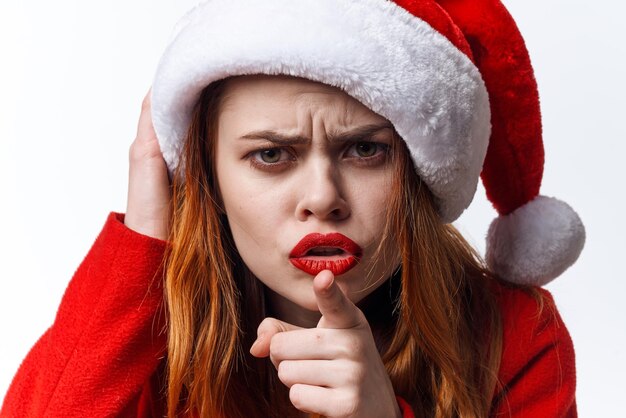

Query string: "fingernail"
[[321, 273, 334, 293], [326, 275, 334, 290]]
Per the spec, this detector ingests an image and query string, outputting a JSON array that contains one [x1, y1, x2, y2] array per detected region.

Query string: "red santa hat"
[[150, 0, 585, 286]]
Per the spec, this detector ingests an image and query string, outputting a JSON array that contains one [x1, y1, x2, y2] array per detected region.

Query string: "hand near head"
[[124, 89, 171, 241], [251, 271, 403, 418]]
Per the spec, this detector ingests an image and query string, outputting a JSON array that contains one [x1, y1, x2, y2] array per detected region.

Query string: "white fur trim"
[[486, 195, 586, 286], [151, 0, 491, 222]]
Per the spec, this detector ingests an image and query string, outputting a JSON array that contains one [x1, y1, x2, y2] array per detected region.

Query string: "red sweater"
[[0, 212, 577, 417]]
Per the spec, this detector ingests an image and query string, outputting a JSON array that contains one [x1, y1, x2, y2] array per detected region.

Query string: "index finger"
[[314, 270, 365, 329]]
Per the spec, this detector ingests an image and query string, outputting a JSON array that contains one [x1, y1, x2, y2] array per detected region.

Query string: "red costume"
[[0, 213, 577, 417]]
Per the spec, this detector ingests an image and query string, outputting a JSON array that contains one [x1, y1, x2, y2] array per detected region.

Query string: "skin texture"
[[216, 75, 401, 327], [252, 270, 402, 418], [125, 76, 403, 417], [124, 89, 171, 241]]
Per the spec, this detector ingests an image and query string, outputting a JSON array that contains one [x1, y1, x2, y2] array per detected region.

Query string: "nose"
[[295, 160, 350, 222]]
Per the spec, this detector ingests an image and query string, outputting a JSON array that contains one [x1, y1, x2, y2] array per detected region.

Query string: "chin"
[[299, 299, 323, 313], [287, 286, 322, 312]]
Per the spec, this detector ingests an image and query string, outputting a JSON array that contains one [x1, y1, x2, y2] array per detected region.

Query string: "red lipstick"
[[289, 233, 363, 276]]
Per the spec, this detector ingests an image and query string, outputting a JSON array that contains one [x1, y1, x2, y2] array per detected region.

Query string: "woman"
[[1, 0, 585, 417]]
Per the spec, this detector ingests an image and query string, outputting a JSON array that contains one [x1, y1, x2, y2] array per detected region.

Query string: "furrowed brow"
[[327, 122, 394, 142], [239, 122, 393, 145], [239, 131, 309, 145]]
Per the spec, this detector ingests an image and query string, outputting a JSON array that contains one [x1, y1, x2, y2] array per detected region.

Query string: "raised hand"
[[250, 270, 402, 418], [124, 89, 171, 241]]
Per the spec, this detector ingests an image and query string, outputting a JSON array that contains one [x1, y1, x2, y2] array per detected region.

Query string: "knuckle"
[[268, 333, 283, 356], [337, 343, 352, 358], [128, 140, 150, 163], [338, 390, 359, 417], [338, 360, 365, 386], [348, 334, 364, 353], [350, 362, 367, 385], [128, 141, 140, 159], [259, 316, 275, 328], [128, 138, 137, 150], [255, 320, 268, 336], [258, 317, 279, 336], [338, 334, 364, 358]]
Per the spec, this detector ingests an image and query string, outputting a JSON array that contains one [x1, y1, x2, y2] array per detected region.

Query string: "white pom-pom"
[[485, 195, 585, 286]]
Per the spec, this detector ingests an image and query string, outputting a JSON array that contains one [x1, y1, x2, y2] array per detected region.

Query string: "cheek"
[[348, 171, 394, 225], [347, 171, 399, 268], [216, 153, 275, 231], [217, 171, 291, 264], [222, 182, 277, 241]]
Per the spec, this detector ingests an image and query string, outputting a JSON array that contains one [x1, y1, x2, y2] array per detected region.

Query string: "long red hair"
[[163, 76, 539, 417]]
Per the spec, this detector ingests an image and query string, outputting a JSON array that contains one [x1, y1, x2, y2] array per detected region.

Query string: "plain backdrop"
[[1, 0, 624, 415]]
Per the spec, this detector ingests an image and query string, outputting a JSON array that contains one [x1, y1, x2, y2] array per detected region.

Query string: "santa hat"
[[150, 0, 585, 286]]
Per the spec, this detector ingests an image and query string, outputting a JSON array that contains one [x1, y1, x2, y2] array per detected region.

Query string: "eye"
[[247, 147, 294, 171], [259, 148, 282, 163], [354, 142, 377, 157], [345, 141, 389, 160]]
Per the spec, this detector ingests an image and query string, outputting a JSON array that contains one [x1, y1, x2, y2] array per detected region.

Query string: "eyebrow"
[[239, 122, 394, 145]]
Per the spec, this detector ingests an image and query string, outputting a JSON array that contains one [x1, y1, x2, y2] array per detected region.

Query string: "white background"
[[0, 0, 624, 415]]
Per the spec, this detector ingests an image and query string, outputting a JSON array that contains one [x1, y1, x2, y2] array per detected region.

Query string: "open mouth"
[[290, 233, 362, 276], [305, 247, 346, 258]]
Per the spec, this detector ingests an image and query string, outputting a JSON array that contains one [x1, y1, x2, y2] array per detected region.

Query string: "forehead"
[[218, 74, 389, 129]]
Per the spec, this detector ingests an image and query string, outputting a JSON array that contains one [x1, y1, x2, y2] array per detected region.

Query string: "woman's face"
[[215, 75, 400, 322]]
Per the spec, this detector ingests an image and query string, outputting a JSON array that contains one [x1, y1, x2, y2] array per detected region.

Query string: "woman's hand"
[[250, 270, 403, 418], [124, 89, 171, 241]]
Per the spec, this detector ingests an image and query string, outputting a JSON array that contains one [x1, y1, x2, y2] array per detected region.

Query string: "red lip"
[[289, 233, 363, 276]]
